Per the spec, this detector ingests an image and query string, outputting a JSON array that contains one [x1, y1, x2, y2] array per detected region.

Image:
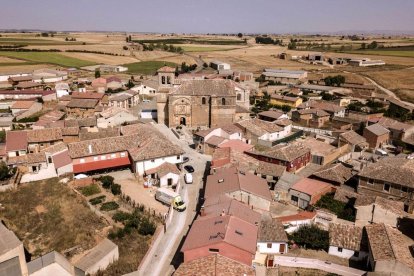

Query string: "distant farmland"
[[344, 46, 414, 58], [123, 61, 177, 75], [133, 38, 247, 45], [0, 51, 96, 67]]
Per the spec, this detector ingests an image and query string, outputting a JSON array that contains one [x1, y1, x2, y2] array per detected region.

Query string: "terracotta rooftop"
[[145, 162, 180, 177], [365, 123, 390, 136], [366, 223, 414, 270], [358, 157, 414, 188], [339, 130, 367, 146], [296, 108, 330, 117], [312, 163, 354, 185], [218, 140, 254, 152], [205, 135, 228, 147], [6, 131, 28, 151], [79, 128, 120, 141], [355, 196, 406, 217], [171, 80, 236, 96], [376, 117, 414, 132], [67, 98, 99, 109], [256, 161, 286, 177], [27, 128, 63, 143], [11, 100, 36, 109], [299, 100, 345, 114], [270, 94, 299, 103], [237, 118, 283, 137], [220, 124, 243, 135], [329, 223, 363, 251], [258, 110, 285, 120], [41, 142, 68, 155], [157, 66, 176, 73], [205, 167, 272, 201], [203, 196, 261, 226], [277, 211, 317, 224], [52, 150, 72, 169], [71, 92, 104, 100], [290, 178, 334, 196], [174, 254, 255, 276], [181, 215, 258, 254], [258, 219, 288, 243]]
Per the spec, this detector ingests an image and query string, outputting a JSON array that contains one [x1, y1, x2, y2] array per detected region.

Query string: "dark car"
[[184, 165, 194, 173]]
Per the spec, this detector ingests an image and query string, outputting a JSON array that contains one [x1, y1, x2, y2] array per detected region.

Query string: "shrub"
[[138, 218, 156, 236], [112, 211, 132, 223], [111, 184, 122, 195], [100, 201, 119, 211], [289, 224, 329, 251], [89, 195, 106, 205], [315, 193, 355, 222], [0, 162, 9, 181], [80, 184, 101, 196], [97, 175, 114, 189]]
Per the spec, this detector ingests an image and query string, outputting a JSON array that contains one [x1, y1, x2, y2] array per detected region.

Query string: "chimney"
[[88, 144, 93, 154], [200, 206, 205, 217]]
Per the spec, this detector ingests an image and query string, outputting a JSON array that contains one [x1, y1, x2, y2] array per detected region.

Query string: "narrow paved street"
[[137, 123, 210, 276]]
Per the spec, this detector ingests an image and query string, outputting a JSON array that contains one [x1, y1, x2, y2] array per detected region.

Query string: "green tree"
[[0, 162, 9, 180], [138, 218, 156, 236], [281, 105, 291, 112], [95, 70, 101, 79], [111, 184, 122, 195], [289, 224, 329, 251], [237, 33, 243, 38], [97, 175, 114, 189]]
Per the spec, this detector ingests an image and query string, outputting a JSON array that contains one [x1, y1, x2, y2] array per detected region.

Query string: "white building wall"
[[97, 112, 138, 128], [135, 155, 183, 175], [283, 219, 313, 234], [328, 246, 355, 259], [257, 242, 288, 254], [30, 263, 72, 276], [0, 244, 28, 276], [56, 163, 73, 177], [160, 172, 180, 187]]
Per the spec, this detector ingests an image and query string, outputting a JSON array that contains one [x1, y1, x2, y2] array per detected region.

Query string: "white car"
[[185, 173, 193, 184]]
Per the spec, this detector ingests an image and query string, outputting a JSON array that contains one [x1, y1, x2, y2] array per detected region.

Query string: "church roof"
[[171, 80, 236, 97]]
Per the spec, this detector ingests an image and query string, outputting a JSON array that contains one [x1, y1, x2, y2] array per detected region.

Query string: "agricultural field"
[[0, 51, 96, 67], [175, 45, 242, 52], [123, 61, 177, 75], [133, 37, 247, 45], [0, 37, 85, 46], [344, 48, 414, 58], [0, 178, 107, 258]]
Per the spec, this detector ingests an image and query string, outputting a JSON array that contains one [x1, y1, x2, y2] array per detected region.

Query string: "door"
[[180, 117, 186, 126], [267, 259, 274, 267], [167, 178, 173, 186], [279, 243, 286, 253]]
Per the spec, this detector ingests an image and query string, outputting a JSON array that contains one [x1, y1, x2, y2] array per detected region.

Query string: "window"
[[237, 94, 242, 101], [161, 76, 166, 84], [167, 76, 171, 84], [221, 98, 226, 105], [209, 248, 219, 253], [291, 195, 298, 203], [101, 156, 106, 160], [151, 159, 155, 163], [120, 152, 126, 157], [384, 183, 391, 192], [111, 154, 116, 158], [353, 251, 359, 257], [338, 247, 343, 252], [177, 155, 180, 160], [202, 97, 206, 105], [368, 179, 374, 185], [267, 243, 272, 248], [93, 157, 98, 161], [80, 159, 85, 163]]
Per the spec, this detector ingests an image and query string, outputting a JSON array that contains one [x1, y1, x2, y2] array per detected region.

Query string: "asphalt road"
[[138, 124, 210, 276]]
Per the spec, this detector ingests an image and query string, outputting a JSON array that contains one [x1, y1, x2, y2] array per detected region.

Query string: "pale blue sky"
[[0, 0, 413, 33]]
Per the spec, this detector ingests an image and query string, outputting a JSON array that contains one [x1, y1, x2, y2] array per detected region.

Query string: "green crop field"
[[0, 51, 96, 67], [177, 45, 238, 52], [123, 61, 177, 75]]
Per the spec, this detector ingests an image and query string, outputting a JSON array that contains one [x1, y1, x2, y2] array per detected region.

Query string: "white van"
[[185, 173, 193, 184]]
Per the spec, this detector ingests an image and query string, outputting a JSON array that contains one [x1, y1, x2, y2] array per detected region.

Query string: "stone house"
[[27, 128, 63, 153], [144, 162, 180, 188], [291, 109, 330, 128], [328, 223, 367, 261], [256, 219, 288, 267], [66, 98, 99, 118], [269, 94, 302, 108], [357, 157, 414, 213], [236, 118, 291, 145], [97, 107, 138, 128], [108, 90, 139, 109], [289, 178, 335, 209], [363, 123, 390, 149], [298, 100, 346, 118], [338, 130, 369, 152]]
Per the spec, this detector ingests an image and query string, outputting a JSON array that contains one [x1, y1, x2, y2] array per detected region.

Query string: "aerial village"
[[0, 31, 414, 276]]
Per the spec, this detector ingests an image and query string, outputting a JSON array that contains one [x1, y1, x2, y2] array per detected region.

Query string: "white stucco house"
[[257, 219, 289, 267], [144, 162, 181, 188], [131, 84, 157, 95], [328, 223, 368, 261], [97, 107, 138, 128], [277, 211, 317, 234]]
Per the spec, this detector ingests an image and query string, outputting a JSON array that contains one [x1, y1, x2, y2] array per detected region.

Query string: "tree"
[[237, 33, 243, 38], [138, 218, 156, 235], [95, 70, 101, 79], [289, 224, 329, 251], [0, 162, 9, 180], [361, 42, 366, 49], [126, 79, 135, 89], [111, 184, 122, 195], [97, 175, 114, 189], [281, 105, 291, 112], [203, 62, 208, 68]]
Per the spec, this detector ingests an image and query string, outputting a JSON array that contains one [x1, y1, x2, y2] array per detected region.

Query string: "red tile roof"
[[71, 92, 104, 99], [73, 155, 131, 173], [218, 140, 254, 152], [277, 211, 317, 223], [6, 131, 28, 152], [290, 178, 334, 196], [181, 215, 258, 254], [52, 150, 72, 169], [11, 100, 36, 109]]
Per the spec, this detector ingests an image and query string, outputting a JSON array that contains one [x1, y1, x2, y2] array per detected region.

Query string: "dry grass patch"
[[0, 178, 107, 258]]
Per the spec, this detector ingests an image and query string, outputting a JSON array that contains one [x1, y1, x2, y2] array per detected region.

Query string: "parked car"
[[155, 187, 186, 211], [184, 165, 194, 173], [183, 157, 190, 163], [185, 173, 193, 184]]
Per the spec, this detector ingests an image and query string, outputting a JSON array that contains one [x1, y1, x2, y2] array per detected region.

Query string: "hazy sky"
[[1, 0, 413, 33]]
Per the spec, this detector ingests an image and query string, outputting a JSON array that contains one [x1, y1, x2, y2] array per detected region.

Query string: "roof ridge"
[[382, 224, 397, 260]]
